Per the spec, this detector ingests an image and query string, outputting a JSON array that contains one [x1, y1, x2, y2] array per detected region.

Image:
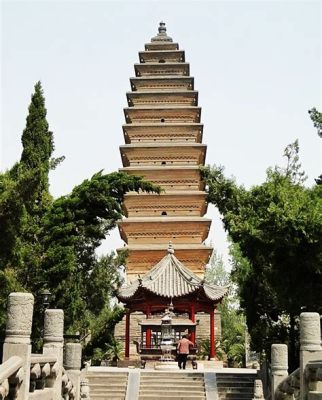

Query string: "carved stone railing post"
[[64, 343, 82, 399], [253, 379, 265, 400], [271, 343, 288, 399], [2, 292, 34, 400], [300, 312, 322, 400], [43, 309, 64, 400], [80, 378, 90, 400]]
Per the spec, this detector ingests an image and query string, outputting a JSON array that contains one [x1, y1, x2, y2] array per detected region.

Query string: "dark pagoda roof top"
[[117, 243, 228, 302], [151, 22, 173, 42]]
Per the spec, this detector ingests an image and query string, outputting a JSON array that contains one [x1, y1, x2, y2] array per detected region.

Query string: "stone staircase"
[[85, 368, 259, 400], [216, 372, 256, 400], [139, 371, 206, 399], [86, 370, 128, 400]]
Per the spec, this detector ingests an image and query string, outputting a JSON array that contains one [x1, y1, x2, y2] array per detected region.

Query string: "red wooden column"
[[125, 311, 130, 358], [190, 304, 196, 344], [210, 309, 216, 359], [146, 305, 151, 348]]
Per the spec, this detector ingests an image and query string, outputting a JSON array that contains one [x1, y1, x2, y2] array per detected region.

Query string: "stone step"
[[91, 396, 125, 400], [140, 376, 204, 380], [89, 383, 127, 388], [140, 377, 204, 382], [141, 372, 204, 376], [139, 396, 205, 400], [141, 373, 204, 376], [140, 380, 204, 387], [88, 378, 128, 384], [217, 377, 255, 385], [86, 371, 128, 375], [140, 382, 205, 389], [217, 381, 254, 387], [90, 386, 126, 392], [219, 393, 254, 400], [90, 383, 127, 391], [218, 387, 254, 394], [90, 390, 126, 395], [87, 375, 128, 380], [87, 373, 128, 378], [140, 391, 205, 397], [87, 376, 128, 378], [216, 375, 256, 381]]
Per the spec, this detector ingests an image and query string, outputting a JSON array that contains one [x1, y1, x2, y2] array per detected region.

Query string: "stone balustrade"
[[0, 292, 85, 400], [271, 312, 322, 400]]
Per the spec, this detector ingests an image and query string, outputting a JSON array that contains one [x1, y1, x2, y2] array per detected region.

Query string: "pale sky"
[[1, 0, 322, 265]]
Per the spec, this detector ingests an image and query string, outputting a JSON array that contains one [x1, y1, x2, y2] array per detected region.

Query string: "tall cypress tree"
[[15, 82, 55, 290], [19, 81, 54, 214], [0, 82, 55, 334]]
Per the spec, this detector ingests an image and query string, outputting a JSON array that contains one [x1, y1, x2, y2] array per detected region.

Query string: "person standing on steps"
[[177, 334, 194, 370]]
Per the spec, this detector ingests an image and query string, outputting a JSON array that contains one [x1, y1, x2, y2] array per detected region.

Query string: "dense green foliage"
[[201, 142, 322, 369], [205, 250, 246, 366], [0, 82, 160, 356]]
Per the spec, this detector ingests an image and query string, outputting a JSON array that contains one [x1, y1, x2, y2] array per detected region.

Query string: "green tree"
[[0, 82, 56, 316], [201, 141, 322, 370], [40, 171, 158, 330], [205, 250, 246, 367], [0, 82, 160, 356]]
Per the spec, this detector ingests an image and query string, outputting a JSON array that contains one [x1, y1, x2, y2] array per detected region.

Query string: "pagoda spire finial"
[[158, 21, 166, 34], [151, 21, 173, 42]]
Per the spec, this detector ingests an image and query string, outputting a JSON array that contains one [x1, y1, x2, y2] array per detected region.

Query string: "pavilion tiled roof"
[[117, 244, 228, 302]]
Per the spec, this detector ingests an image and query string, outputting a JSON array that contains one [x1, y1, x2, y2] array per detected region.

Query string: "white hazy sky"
[[1, 0, 322, 265]]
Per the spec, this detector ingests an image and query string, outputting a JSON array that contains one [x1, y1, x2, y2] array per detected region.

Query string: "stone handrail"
[[0, 355, 24, 399], [0, 293, 84, 400], [275, 368, 300, 400], [31, 355, 58, 364]]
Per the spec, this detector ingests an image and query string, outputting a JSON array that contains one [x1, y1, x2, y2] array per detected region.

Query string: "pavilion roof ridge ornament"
[[151, 21, 173, 42]]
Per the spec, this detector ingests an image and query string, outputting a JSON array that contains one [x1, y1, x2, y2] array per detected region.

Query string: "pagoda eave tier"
[[120, 143, 206, 167], [145, 42, 179, 51], [122, 191, 208, 217], [130, 76, 194, 91], [119, 166, 204, 191], [139, 50, 185, 63], [124, 106, 201, 124], [118, 217, 211, 244], [134, 63, 189, 77], [121, 244, 212, 277], [126, 91, 198, 107], [122, 123, 203, 144]]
